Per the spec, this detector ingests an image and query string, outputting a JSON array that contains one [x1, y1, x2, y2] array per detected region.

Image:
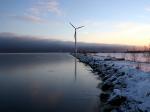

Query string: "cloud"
[[1, 14, 47, 24], [3, 0, 63, 23], [0, 32, 19, 37], [23, 0, 63, 23], [145, 7, 150, 12], [29, 0, 62, 16], [12, 14, 46, 23]]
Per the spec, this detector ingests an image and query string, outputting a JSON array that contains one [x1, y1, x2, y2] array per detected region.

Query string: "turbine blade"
[[70, 22, 76, 29], [77, 26, 84, 29]]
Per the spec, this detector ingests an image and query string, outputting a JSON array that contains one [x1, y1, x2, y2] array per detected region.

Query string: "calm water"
[[0, 53, 100, 112]]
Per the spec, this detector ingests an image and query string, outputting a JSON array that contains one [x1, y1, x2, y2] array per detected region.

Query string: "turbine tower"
[[70, 22, 84, 55]]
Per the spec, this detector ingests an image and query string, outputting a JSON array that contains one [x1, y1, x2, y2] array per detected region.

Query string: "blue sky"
[[0, 0, 150, 46]]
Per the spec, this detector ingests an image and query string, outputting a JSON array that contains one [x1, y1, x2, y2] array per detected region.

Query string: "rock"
[[104, 58, 112, 61], [121, 72, 125, 76], [116, 58, 125, 61], [102, 74, 114, 81], [100, 93, 110, 102], [106, 67, 111, 71], [112, 64, 115, 66], [113, 69, 118, 73], [99, 73, 105, 77], [104, 64, 107, 67], [117, 72, 125, 77], [108, 95, 126, 106], [102, 76, 109, 81], [101, 82, 114, 91], [92, 64, 98, 69], [103, 108, 113, 112], [109, 77, 117, 82]]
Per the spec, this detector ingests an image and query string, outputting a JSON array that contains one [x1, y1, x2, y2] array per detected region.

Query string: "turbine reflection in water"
[[74, 57, 77, 81]]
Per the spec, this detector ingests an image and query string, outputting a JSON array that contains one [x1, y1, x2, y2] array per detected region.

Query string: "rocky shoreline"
[[73, 53, 150, 112]]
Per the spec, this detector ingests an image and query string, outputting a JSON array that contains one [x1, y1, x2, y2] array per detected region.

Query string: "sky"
[[0, 0, 150, 46]]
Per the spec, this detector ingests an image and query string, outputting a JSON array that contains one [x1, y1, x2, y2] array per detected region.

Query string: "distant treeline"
[[126, 45, 150, 53], [126, 51, 150, 53], [0, 33, 132, 53]]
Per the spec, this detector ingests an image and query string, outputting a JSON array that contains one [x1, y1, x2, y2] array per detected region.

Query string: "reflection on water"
[[0, 53, 100, 112], [74, 57, 77, 81]]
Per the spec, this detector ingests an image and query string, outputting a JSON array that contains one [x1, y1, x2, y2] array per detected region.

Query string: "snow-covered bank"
[[95, 53, 150, 73], [74, 53, 150, 112]]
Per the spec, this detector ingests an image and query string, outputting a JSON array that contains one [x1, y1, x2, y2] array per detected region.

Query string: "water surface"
[[0, 53, 100, 112]]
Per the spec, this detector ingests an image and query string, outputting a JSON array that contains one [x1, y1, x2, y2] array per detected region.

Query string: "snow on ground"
[[96, 53, 149, 63], [75, 53, 150, 112], [94, 53, 150, 73]]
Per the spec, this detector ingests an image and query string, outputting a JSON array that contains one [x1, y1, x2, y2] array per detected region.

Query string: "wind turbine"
[[70, 22, 84, 55]]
